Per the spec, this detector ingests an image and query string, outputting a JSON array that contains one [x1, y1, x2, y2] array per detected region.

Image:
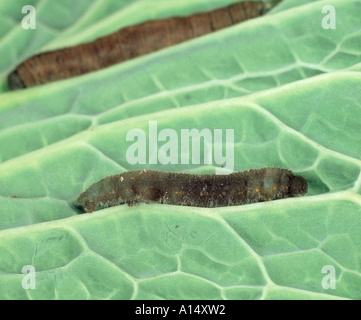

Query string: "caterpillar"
[[8, 1, 271, 90], [77, 168, 308, 213]]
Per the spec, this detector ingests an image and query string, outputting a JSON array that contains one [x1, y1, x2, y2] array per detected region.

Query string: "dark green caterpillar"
[[77, 168, 308, 213]]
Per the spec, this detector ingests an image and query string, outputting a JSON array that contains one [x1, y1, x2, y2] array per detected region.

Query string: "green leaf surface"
[[0, 0, 360, 300], [2, 0, 361, 161], [267, 0, 321, 14]]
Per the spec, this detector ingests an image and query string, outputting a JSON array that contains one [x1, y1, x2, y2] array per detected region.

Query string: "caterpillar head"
[[8, 70, 26, 90], [77, 194, 97, 213], [289, 175, 308, 197]]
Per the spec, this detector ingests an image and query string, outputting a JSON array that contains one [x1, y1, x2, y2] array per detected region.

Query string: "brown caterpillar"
[[77, 168, 308, 213], [8, 1, 270, 90]]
